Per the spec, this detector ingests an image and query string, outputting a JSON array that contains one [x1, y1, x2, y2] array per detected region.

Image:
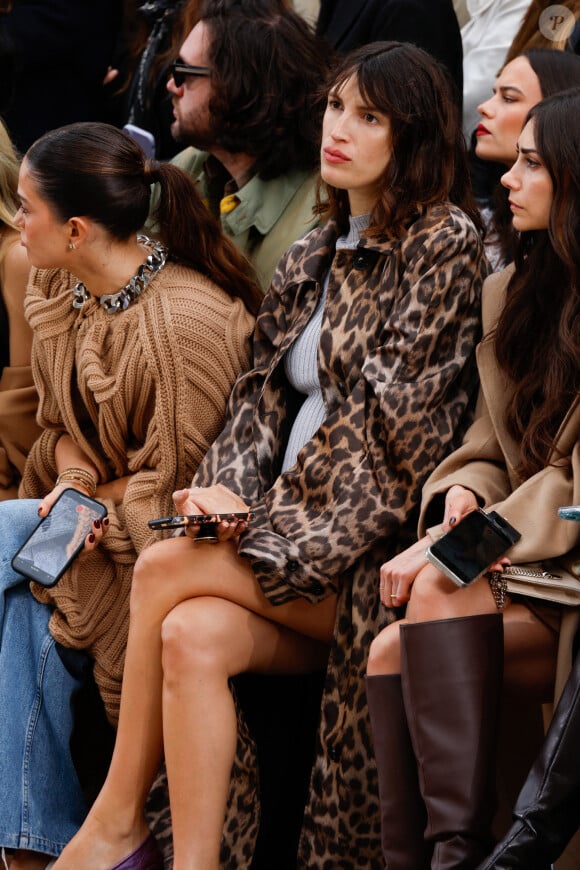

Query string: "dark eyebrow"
[[497, 85, 525, 96], [515, 144, 541, 157]]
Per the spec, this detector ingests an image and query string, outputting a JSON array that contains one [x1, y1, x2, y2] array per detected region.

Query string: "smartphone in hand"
[[148, 511, 255, 531], [425, 508, 521, 587], [11, 488, 108, 587]]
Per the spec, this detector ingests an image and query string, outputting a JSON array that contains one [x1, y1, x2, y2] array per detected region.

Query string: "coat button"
[[287, 559, 299, 572], [337, 381, 346, 396], [311, 581, 324, 596], [328, 745, 341, 762], [353, 252, 369, 269]]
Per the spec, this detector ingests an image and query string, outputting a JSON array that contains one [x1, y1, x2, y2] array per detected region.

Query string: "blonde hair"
[[0, 118, 20, 233]]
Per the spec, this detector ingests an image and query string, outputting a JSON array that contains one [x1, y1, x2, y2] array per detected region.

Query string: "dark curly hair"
[[493, 87, 580, 478], [198, 0, 333, 180], [315, 41, 482, 237]]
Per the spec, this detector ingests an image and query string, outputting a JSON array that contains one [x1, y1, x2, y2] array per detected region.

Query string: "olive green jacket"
[[163, 148, 320, 292]]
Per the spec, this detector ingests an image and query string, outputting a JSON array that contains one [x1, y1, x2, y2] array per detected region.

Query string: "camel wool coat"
[[419, 265, 580, 566]]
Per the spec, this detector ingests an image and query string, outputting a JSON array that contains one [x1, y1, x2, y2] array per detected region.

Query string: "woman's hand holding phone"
[[38, 483, 108, 553], [12, 488, 108, 587], [171, 484, 252, 542], [442, 484, 479, 530]]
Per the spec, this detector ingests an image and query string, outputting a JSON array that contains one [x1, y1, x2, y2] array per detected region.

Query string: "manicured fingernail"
[[94, 520, 101, 529], [88, 533, 95, 543], [103, 517, 109, 526], [449, 517, 456, 526]]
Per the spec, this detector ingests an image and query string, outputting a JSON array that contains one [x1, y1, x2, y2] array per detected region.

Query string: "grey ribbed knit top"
[[281, 213, 370, 471]]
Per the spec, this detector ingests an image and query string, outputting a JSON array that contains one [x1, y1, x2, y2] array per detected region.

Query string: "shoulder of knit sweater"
[[153, 261, 254, 319], [143, 262, 255, 361], [29, 267, 73, 298]]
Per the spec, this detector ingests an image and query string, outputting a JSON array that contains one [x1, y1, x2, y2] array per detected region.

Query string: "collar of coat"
[[279, 209, 427, 288]]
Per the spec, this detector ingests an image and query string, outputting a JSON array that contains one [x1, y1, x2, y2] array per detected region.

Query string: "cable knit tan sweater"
[[19, 261, 254, 722]]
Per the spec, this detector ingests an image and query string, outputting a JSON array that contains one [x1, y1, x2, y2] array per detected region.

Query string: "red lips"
[[323, 147, 350, 162]]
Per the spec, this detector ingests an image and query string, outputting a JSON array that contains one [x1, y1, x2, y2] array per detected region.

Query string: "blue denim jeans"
[[0, 500, 90, 857]]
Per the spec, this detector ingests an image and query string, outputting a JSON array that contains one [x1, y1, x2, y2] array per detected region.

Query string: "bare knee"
[[406, 566, 493, 622], [130, 538, 191, 615], [161, 597, 235, 684], [368, 622, 402, 675]]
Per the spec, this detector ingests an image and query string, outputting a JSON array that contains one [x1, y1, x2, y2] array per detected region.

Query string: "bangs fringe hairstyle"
[[315, 41, 481, 237], [493, 87, 580, 478], [25, 122, 261, 315], [0, 117, 21, 232]]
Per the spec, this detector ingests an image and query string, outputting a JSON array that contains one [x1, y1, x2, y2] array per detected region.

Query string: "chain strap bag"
[[490, 559, 580, 607]]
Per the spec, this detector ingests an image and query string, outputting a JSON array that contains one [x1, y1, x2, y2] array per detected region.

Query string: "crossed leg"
[[54, 535, 336, 870], [368, 562, 558, 699]]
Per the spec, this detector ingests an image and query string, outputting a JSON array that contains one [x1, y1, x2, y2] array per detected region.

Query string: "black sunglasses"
[[170, 61, 210, 87]]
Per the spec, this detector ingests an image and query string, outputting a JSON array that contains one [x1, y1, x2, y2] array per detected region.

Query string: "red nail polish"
[[88, 533, 95, 543], [94, 520, 101, 529]]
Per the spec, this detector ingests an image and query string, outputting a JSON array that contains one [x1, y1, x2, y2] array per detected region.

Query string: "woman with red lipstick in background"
[[473, 48, 580, 267], [367, 87, 580, 869], [55, 41, 488, 870]]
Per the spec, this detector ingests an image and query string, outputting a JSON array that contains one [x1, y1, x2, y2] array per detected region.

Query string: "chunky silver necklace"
[[72, 235, 168, 314]]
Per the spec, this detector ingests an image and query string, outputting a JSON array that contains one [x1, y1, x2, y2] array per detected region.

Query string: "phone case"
[[148, 511, 255, 530], [426, 508, 521, 587], [11, 488, 108, 587]]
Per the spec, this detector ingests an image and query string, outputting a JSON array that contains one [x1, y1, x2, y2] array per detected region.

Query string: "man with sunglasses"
[[156, 0, 331, 291]]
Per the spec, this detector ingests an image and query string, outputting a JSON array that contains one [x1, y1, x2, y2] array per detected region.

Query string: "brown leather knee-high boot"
[[366, 674, 431, 869], [400, 614, 504, 870]]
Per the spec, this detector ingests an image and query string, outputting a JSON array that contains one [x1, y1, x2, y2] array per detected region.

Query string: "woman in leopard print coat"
[[57, 42, 489, 870]]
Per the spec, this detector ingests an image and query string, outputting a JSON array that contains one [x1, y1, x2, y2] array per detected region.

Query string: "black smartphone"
[[11, 488, 108, 587], [425, 508, 521, 587], [148, 511, 255, 531]]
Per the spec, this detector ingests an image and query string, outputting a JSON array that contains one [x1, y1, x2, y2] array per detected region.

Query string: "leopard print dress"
[[147, 203, 489, 867]]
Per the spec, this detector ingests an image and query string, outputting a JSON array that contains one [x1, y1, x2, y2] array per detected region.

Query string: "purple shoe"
[[110, 833, 163, 870]]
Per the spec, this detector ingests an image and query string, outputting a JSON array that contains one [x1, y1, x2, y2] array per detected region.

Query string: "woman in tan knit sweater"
[[0, 121, 260, 870], [0, 117, 40, 500]]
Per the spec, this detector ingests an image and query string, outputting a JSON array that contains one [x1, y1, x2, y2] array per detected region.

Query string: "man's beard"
[[171, 114, 216, 152]]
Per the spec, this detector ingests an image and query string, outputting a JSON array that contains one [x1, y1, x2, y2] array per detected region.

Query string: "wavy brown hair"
[[25, 122, 262, 315], [493, 88, 580, 478], [315, 41, 482, 237]]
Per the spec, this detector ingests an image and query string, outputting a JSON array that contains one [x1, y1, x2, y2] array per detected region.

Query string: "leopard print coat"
[[148, 203, 489, 867]]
